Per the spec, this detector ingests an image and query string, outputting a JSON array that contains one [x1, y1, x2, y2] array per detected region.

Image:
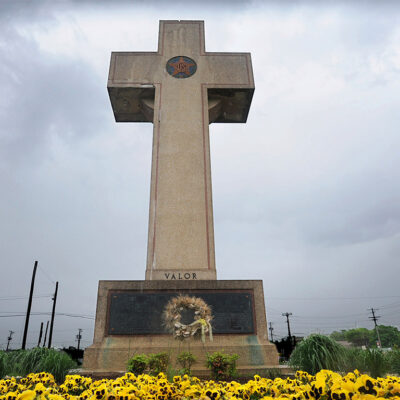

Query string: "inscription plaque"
[[107, 291, 255, 335]]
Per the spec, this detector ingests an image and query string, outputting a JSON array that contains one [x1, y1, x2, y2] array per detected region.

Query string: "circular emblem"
[[166, 56, 197, 79]]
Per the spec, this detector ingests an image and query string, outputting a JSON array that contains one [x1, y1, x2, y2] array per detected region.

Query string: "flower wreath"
[[163, 295, 213, 342]]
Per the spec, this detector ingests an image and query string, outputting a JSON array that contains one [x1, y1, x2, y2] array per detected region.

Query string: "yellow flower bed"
[[1, 370, 400, 400]]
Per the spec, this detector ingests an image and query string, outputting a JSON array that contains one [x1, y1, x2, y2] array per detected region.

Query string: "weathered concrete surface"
[[83, 280, 279, 375], [83, 21, 280, 377], [108, 21, 254, 280]]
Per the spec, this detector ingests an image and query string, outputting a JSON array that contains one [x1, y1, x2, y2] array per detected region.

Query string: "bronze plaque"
[[107, 290, 255, 335]]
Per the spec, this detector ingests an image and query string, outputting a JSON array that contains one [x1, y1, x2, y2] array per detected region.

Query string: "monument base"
[[83, 280, 279, 377]]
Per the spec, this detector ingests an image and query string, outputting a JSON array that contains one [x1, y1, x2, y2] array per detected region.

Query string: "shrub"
[[342, 347, 397, 377], [166, 365, 181, 382], [342, 347, 367, 373], [0, 348, 76, 382], [206, 351, 239, 381], [263, 368, 282, 380], [127, 354, 148, 375], [148, 352, 169, 375], [364, 348, 389, 378], [289, 334, 346, 374], [386, 348, 400, 375], [177, 351, 196, 375], [0, 351, 6, 379]]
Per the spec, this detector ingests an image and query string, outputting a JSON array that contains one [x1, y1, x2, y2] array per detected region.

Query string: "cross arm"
[[203, 52, 254, 123], [107, 52, 161, 122]]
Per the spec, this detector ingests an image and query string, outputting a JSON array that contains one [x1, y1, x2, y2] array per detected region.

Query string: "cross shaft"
[[108, 20, 254, 280]]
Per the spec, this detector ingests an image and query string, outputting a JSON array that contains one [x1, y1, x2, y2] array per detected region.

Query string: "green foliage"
[[372, 326, 400, 348], [127, 354, 148, 375], [148, 352, 169, 375], [0, 351, 6, 379], [177, 351, 196, 375], [330, 330, 346, 342], [345, 328, 372, 347], [166, 365, 181, 382], [342, 347, 367, 373], [205, 351, 239, 381], [0, 348, 76, 382], [127, 352, 169, 376], [263, 368, 282, 380], [364, 348, 390, 378], [386, 348, 400, 375], [343, 347, 389, 377], [289, 334, 346, 375], [290, 334, 400, 376], [330, 325, 400, 348]]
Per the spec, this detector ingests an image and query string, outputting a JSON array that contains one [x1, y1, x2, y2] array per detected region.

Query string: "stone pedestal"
[[83, 280, 279, 377]]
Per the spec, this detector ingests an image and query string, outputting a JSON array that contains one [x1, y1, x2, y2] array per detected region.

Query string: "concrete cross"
[[108, 20, 254, 280]]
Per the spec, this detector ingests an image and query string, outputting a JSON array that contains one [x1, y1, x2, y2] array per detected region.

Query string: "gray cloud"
[[1, 1, 400, 348], [0, 27, 108, 170]]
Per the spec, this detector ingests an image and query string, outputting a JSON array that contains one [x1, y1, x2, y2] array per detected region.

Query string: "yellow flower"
[[390, 382, 400, 395], [331, 389, 351, 400], [355, 375, 377, 396], [6, 392, 18, 400], [47, 395, 65, 400], [92, 384, 108, 400], [204, 389, 220, 400], [16, 391, 36, 400]]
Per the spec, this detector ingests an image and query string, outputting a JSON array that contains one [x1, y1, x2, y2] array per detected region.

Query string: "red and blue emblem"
[[166, 56, 197, 79]]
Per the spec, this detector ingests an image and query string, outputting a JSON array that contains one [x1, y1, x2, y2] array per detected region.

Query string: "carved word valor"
[[164, 272, 197, 280]]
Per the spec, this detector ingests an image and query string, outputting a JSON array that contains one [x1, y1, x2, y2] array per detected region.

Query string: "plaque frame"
[[104, 288, 257, 336]]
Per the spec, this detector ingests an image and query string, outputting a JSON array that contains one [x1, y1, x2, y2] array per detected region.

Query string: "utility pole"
[[269, 322, 274, 342], [37, 322, 44, 347], [76, 328, 83, 351], [43, 321, 49, 348], [48, 281, 58, 349], [282, 312, 293, 339], [6, 331, 14, 351], [22, 260, 38, 350], [369, 308, 382, 348]]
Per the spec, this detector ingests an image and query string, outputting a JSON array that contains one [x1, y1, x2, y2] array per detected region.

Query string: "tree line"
[[330, 325, 400, 347]]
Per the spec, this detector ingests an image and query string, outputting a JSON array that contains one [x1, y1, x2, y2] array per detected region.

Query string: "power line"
[[0, 295, 52, 301], [269, 295, 400, 301], [38, 265, 56, 285], [0, 312, 94, 319], [290, 313, 368, 320], [376, 300, 400, 309], [56, 313, 94, 320], [268, 307, 369, 321]]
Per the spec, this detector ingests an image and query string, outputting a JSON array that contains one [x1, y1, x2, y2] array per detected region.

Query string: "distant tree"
[[371, 325, 400, 348], [331, 326, 400, 348], [331, 330, 346, 341], [345, 328, 372, 347]]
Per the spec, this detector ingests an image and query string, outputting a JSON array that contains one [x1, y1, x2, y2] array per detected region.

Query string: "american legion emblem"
[[166, 56, 197, 79]]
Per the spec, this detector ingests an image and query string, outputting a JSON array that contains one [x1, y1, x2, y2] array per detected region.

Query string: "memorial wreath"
[[163, 295, 213, 342]]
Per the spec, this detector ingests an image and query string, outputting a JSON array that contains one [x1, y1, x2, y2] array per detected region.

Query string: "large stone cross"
[[108, 20, 254, 280]]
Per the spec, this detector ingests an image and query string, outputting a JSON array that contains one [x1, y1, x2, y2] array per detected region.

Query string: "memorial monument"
[[83, 20, 279, 376]]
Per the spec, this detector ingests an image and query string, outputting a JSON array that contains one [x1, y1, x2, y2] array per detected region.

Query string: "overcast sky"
[[1, 0, 400, 350]]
